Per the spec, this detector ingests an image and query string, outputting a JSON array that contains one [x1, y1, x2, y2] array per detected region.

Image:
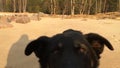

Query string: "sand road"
[[0, 17, 120, 68]]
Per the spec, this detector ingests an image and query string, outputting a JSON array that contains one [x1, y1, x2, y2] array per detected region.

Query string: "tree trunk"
[[50, 0, 53, 15], [53, 0, 56, 15], [99, 0, 102, 13], [79, 0, 84, 14], [62, 0, 68, 16], [13, 0, 16, 12], [88, 0, 92, 14], [23, 0, 27, 12], [0, 0, 2, 11], [82, 0, 88, 14], [103, 0, 107, 13], [96, 0, 102, 14], [118, 0, 120, 12], [95, 0, 97, 14], [50, 0, 56, 15], [71, 0, 75, 16], [1, 0, 6, 12], [18, 0, 22, 13]]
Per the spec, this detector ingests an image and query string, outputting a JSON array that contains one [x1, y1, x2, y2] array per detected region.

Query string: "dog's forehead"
[[51, 35, 74, 44], [49, 34, 75, 48], [51, 37, 88, 49]]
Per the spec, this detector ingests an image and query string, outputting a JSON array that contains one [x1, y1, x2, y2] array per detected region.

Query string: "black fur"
[[84, 33, 114, 59], [25, 36, 50, 68], [25, 30, 99, 68]]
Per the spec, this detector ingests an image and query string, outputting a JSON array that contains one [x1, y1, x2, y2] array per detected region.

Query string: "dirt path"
[[0, 17, 120, 68]]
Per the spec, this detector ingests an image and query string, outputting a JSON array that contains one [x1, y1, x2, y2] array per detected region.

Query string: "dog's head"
[[85, 33, 114, 59], [25, 33, 98, 68]]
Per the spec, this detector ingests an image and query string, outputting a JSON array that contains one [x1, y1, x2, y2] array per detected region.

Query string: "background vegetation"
[[0, 0, 119, 15]]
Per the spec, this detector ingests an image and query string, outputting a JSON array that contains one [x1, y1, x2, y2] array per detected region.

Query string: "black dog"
[[63, 29, 114, 59], [84, 33, 114, 59], [25, 30, 99, 68]]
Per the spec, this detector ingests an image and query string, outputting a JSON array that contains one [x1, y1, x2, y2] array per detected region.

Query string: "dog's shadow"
[[5, 34, 39, 68]]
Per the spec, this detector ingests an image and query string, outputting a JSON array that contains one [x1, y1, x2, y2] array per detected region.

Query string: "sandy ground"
[[0, 17, 120, 68]]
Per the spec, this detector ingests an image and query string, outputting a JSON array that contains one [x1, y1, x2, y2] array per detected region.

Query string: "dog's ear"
[[85, 33, 114, 50], [25, 36, 50, 56]]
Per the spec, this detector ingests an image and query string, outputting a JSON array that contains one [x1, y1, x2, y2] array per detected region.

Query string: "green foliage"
[[27, 0, 41, 12], [107, 0, 118, 12]]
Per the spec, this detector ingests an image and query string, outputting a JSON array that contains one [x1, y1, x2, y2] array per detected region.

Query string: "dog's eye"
[[58, 43, 63, 48], [75, 42, 88, 54], [51, 48, 60, 54], [79, 44, 88, 54], [53, 50, 59, 54], [52, 43, 63, 54]]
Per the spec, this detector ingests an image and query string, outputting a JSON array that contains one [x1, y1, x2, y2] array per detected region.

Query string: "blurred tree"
[[18, 0, 22, 12], [0, 0, 118, 15], [13, 0, 16, 12], [23, 0, 27, 12], [118, 0, 120, 11], [71, 0, 75, 15]]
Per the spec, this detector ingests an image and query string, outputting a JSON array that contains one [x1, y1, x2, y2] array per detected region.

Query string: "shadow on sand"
[[5, 34, 39, 68]]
